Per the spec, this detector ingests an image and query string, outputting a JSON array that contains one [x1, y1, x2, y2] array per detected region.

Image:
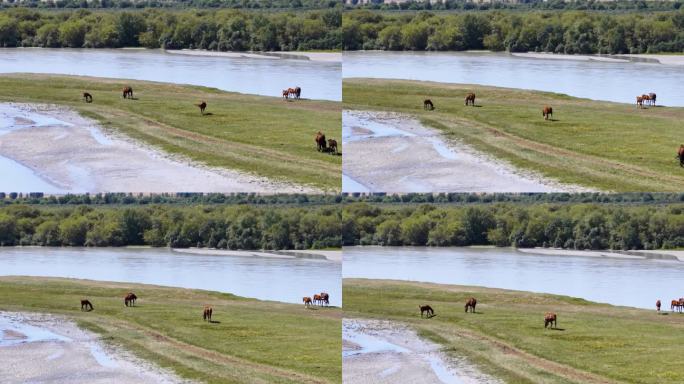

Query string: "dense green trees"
[[0, 203, 341, 249], [343, 200, 684, 250], [0, 8, 341, 50], [343, 9, 684, 54]]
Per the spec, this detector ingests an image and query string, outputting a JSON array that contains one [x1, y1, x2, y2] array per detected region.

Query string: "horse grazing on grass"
[[544, 312, 557, 328], [677, 145, 684, 167], [196, 101, 207, 115], [282, 89, 290, 99], [465, 297, 477, 313], [320, 292, 329, 306], [649, 93, 657, 106], [315, 131, 327, 152], [203, 305, 213, 321], [303, 297, 312, 307], [636, 96, 644, 108], [465, 93, 476, 106], [83, 92, 93, 103], [419, 305, 434, 318], [294, 86, 301, 99], [656, 299, 661, 312], [423, 99, 434, 110], [81, 299, 93, 311], [542, 106, 553, 120], [122, 86, 133, 99], [327, 139, 338, 155], [124, 292, 138, 307]]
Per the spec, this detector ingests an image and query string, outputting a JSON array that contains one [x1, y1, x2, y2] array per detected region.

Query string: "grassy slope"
[[344, 278, 684, 384], [343, 78, 684, 192], [0, 74, 341, 191], [0, 277, 341, 384]]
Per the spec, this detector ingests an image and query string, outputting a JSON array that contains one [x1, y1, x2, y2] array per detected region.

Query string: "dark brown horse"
[[465, 297, 477, 313], [544, 312, 557, 328], [83, 92, 93, 103], [542, 106, 553, 120], [294, 86, 301, 99], [315, 131, 327, 152], [677, 145, 684, 167], [656, 299, 661, 312], [419, 304, 434, 318], [465, 93, 476, 106], [122, 86, 133, 99], [313, 294, 323, 306], [196, 101, 207, 115], [203, 305, 213, 321], [423, 99, 434, 110], [282, 89, 289, 99], [636, 96, 644, 108], [320, 292, 329, 306], [124, 292, 137, 307], [303, 296, 312, 307], [81, 299, 93, 311], [327, 139, 338, 155], [649, 93, 657, 106]]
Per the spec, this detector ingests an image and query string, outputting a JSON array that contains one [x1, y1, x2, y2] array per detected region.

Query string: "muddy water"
[[0, 48, 340, 101]]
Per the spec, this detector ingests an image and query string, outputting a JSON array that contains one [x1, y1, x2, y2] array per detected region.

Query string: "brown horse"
[[287, 88, 297, 99], [203, 305, 213, 321], [315, 131, 327, 152], [122, 86, 133, 99], [656, 299, 661, 312], [677, 145, 684, 167], [649, 92, 657, 106], [196, 101, 207, 115], [303, 296, 312, 307], [636, 96, 644, 108], [419, 305, 434, 318], [671, 299, 682, 312], [542, 106, 553, 120], [124, 292, 137, 307], [423, 99, 434, 110], [327, 139, 338, 155], [544, 312, 557, 328], [465, 93, 476, 106], [83, 92, 93, 103], [642, 94, 651, 107], [81, 299, 93, 311], [320, 292, 329, 306], [465, 297, 477, 313], [313, 294, 323, 306], [294, 86, 301, 99], [282, 89, 289, 99]]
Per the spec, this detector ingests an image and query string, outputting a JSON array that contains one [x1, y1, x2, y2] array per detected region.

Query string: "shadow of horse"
[[548, 327, 566, 331], [423, 313, 437, 319], [208, 320, 221, 324], [202, 112, 214, 116], [548, 118, 559, 122], [473, 105, 483, 108]]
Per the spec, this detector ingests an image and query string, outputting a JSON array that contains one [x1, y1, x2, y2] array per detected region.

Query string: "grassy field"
[[344, 278, 684, 384], [0, 74, 341, 191], [0, 276, 341, 384], [344, 78, 684, 192]]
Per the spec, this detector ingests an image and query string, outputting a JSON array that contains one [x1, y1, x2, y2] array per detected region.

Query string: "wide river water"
[[0, 247, 341, 306], [0, 48, 341, 101], [343, 51, 684, 106], [343, 246, 684, 309]]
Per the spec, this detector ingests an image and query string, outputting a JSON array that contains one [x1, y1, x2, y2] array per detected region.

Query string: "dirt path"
[[343, 318, 501, 384], [0, 311, 188, 384], [0, 103, 318, 193], [342, 110, 585, 193]]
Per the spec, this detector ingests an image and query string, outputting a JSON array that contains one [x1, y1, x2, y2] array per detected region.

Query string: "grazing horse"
[[203, 305, 213, 321], [656, 299, 661, 312], [320, 292, 329, 306], [677, 145, 684, 167], [636, 96, 644, 108], [327, 139, 338, 155], [83, 92, 93, 103], [81, 299, 93, 311], [419, 305, 434, 318], [196, 101, 207, 115], [124, 292, 137, 307], [303, 297, 312, 307], [315, 131, 327, 152], [649, 93, 657, 106], [465, 93, 476, 106], [423, 99, 434, 110], [313, 294, 323, 306], [294, 86, 301, 99], [542, 106, 553, 120], [465, 297, 477, 313], [544, 312, 557, 329], [122, 86, 133, 99], [282, 89, 289, 99]]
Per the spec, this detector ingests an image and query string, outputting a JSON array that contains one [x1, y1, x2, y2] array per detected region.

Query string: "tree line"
[[0, 204, 341, 249], [0, 8, 341, 50], [343, 9, 684, 53], [343, 202, 684, 250], [2, 0, 338, 9], [346, 0, 683, 12]]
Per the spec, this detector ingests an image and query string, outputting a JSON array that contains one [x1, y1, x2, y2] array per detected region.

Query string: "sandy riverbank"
[[0, 103, 317, 193], [343, 318, 500, 384], [166, 49, 341, 62], [0, 311, 187, 384], [512, 52, 630, 63], [172, 248, 342, 262], [615, 54, 684, 66], [518, 248, 684, 261], [342, 110, 587, 193]]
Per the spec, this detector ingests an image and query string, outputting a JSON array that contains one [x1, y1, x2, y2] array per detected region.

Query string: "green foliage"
[[0, 8, 341, 50], [344, 9, 684, 54]]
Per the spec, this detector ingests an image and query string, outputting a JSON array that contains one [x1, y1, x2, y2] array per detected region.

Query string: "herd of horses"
[[658, 298, 684, 313], [79, 292, 215, 322], [315, 131, 338, 155], [636, 92, 657, 108], [282, 86, 302, 100], [419, 297, 559, 329], [303, 292, 330, 307], [423, 93, 553, 121], [83, 86, 209, 115]]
